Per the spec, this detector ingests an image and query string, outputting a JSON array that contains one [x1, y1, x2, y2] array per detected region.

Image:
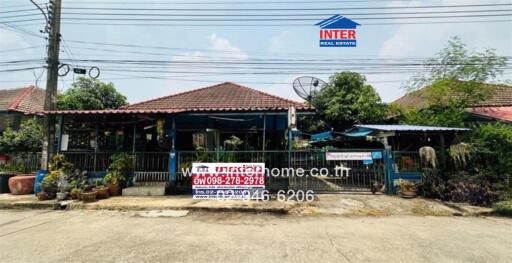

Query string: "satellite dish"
[[293, 76, 327, 101]]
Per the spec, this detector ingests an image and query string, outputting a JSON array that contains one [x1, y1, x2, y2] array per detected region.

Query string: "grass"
[[493, 200, 512, 217]]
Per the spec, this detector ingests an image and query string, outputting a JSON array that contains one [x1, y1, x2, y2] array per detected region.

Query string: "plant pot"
[[8, 175, 35, 195], [70, 191, 80, 200], [80, 191, 98, 203], [400, 189, 418, 199], [56, 192, 69, 201], [106, 183, 120, 196], [37, 191, 50, 201], [94, 186, 110, 199]]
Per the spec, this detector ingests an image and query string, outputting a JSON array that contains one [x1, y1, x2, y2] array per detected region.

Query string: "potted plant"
[[56, 175, 70, 201], [93, 179, 109, 199], [41, 171, 59, 200], [37, 191, 51, 201], [104, 171, 124, 196], [79, 184, 97, 203], [104, 153, 132, 196], [70, 187, 81, 200], [399, 179, 418, 198]]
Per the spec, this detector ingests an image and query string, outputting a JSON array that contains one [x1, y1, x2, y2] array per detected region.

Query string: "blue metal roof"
[[354, 125, 469, 132]]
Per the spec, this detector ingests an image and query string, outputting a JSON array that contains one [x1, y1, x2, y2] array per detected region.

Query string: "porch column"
[[262, 114, 266, 151], [168, 116, 177, 189], [56, 115, 64, 154], [93, 117, 99, 172], [132, 116, 137, 171]]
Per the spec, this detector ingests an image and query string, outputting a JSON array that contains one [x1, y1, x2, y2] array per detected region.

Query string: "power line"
[[58, 3, 512, 11], [5, 8, 512, 19], [3, 3, 512, 14]]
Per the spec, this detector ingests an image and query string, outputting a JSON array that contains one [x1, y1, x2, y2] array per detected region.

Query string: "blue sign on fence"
[[372, 151, 383, 159]]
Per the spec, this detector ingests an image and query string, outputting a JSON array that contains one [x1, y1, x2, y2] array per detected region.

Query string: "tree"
[[402, 37, 508, 127], [57, 77, 128, 110], [0, 119, 42, 152], [309, 71, 388, 130]]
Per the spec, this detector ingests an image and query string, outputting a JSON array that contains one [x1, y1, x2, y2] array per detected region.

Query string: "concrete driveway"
[[0, 210, 511, 262]]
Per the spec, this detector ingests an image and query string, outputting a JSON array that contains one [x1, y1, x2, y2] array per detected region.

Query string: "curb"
[[66, 202, 289, 214], [0, 201, 57, 210], [441, 201, 494, 217]]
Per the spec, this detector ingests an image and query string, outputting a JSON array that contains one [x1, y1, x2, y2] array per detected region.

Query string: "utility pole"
[[41, 0, 62, 170]]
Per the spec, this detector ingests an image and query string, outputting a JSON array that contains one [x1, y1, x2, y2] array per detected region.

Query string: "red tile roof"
[[122, 82, 309, 112], [44, 82, 309, 115], [0, 86, 45, 114], [393, 83, 512, 108], [466, 106, 512, 123]]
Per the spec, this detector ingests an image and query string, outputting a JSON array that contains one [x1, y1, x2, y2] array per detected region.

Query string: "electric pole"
[[41, 0, 62, 170]]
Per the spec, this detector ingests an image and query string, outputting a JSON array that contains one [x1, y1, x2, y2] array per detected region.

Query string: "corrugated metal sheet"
[[355, 124, 469, 132]]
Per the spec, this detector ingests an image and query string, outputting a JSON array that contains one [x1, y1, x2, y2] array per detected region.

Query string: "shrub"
[[493, 200, 512, 217]]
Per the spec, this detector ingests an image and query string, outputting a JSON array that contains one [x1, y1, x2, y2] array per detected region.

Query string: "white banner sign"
[[326, 152, 372, 161]]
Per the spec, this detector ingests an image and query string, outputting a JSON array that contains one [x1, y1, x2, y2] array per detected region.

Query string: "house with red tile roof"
[[45, 82, 313, 189], [0, 86, 45, 132], [393, 83, 512, 124]]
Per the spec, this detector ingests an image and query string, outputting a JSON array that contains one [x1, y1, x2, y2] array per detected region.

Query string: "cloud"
[[208, 33, 248, 60], [379, 0, 512, 58], [268, 31, 291, 53], [0, 28, 31, 50]]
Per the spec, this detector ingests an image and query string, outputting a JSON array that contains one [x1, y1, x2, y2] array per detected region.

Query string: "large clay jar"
[[8, 175, 36, 195]]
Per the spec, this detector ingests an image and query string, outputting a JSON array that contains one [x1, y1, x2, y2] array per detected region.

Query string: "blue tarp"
[[311, 131, 333, 141]]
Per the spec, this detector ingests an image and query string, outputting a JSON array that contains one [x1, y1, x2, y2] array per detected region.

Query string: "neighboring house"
[[45, 82, 312, 181], [393, 83, 512, 124], [0, 86, 45, 132]]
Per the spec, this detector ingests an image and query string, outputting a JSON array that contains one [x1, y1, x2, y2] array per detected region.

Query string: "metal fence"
[[393, 151, 422, 173], [62, 151, 169, 172], [0, 152, 41, 173], [176, 150, 385, 192]]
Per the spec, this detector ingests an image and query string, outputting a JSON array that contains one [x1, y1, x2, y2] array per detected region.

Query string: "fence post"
[[383, 147, 395, 195], [169, 150, 177, 188]]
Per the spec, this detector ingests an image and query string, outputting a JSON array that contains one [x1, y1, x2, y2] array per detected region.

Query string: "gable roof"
[[121, 82, 309, 112], [0, 86, 45, 114], [393, 83, 512, 109], [466, 106, 512, 123], [315, 15, 361, 29]]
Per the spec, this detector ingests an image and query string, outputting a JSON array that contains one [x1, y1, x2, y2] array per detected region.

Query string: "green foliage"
[[57, 77, 128, 110], [410, 37, 507, 87], [0, 119, 42, 152], [470, 123, 512, 187], [400, 37, 508, 127], [419, 123, 512, 205], [310, 72, 388, 129], [104, 153, 133, 184], [493, 200, 512, 217]]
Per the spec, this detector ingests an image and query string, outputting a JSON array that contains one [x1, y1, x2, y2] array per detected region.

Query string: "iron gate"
[[176, 150, 386, 193]]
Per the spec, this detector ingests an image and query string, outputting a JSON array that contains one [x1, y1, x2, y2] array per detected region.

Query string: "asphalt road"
[[0, 209, 511, 263]]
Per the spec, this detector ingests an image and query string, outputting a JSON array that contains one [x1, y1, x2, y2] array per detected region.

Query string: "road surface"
[[0, 210, 511, 262]]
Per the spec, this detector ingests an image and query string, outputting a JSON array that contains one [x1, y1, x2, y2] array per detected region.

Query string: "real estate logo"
[[315, 15, 361, 47]]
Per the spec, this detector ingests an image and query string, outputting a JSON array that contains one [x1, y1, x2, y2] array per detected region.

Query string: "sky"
[[1, 0, 511, 104]]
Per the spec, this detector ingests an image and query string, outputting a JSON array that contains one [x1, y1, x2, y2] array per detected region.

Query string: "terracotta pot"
[[70, 191, 80, 200], [8, 175, 35, 195], [37, 191, 50, 201], [94, 186, 110, 199], [106, 183, 120, 196], [80, 191, 97, 203], [400, 189, 418, 199]]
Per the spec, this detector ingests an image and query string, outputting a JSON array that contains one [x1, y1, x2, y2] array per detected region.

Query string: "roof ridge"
[[223, 81, 306, 107], [7, 86, 35, 111], [124, 81, 307, 109], [123, 82, 228, 109]]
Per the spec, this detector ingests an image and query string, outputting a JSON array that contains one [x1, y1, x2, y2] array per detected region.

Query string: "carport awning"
[[343, 129, 373, 137]]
